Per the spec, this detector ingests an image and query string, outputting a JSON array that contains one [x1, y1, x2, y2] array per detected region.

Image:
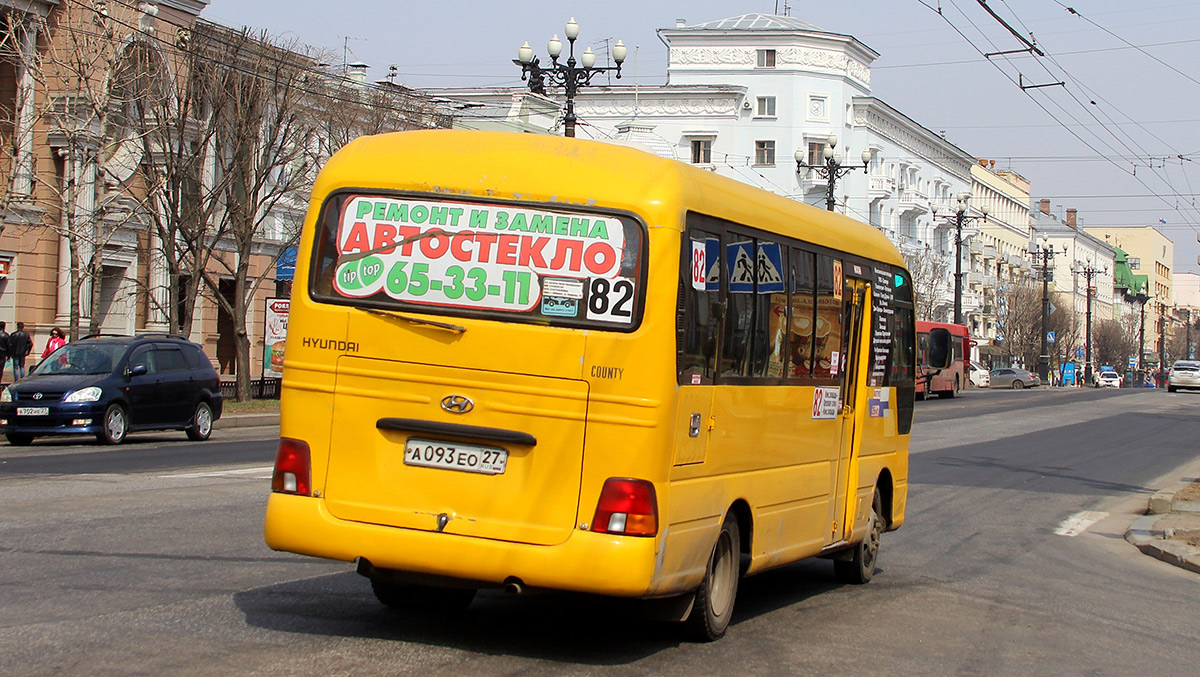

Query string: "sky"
[[202, 0, 1200, 274]]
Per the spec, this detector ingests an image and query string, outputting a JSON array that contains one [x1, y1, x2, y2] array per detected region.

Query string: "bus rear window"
[[310, 194, 645, 330]]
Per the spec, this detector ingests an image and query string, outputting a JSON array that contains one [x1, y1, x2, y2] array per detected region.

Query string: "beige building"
[[1084, 225, 1174, 357], [967, 161, 1033, 358]]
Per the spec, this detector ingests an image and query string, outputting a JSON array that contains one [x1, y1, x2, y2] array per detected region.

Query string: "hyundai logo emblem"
[[440, 395, 474, 414], [32, 392, 43, 400]]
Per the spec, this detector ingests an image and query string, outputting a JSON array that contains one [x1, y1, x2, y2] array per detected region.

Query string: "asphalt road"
[[2, 388, 1198, 674]]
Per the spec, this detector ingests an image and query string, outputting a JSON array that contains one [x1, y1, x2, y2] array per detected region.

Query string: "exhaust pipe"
[[503, 579, 525, 595]]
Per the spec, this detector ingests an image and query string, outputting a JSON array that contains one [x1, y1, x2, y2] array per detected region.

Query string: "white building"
[[438, 13, 980, 315]]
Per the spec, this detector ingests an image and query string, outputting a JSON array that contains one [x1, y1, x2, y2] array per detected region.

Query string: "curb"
[[213, 413, 279, 430], [1126, 502, 1200, 575]]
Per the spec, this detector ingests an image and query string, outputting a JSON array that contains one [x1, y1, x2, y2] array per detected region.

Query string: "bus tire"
[[370, 579, 476, 613], [835, 489, 882, 585], [685, 511, 741, 642]]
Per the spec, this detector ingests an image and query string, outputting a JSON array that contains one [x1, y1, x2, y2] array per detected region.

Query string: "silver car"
[[989, 367, 1040, 389], [1168, 360, 1200, 392]]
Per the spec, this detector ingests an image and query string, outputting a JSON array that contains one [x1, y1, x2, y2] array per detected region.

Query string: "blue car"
[[0, 334, 223, 445]]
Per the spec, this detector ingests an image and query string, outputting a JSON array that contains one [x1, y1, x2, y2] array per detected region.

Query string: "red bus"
[[916, 321, 970, 399]]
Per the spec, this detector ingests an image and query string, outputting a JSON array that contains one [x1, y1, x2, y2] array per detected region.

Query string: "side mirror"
[[126, 364, 148, 378], [927, 328, 953, 370]]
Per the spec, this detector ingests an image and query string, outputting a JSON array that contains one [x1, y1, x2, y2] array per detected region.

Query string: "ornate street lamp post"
[[1031, 237, 1066, 382], [794, 134, 871, 212], [1072, 260, 1106, 385], [514, 18, 626, 138], [1129, 291, 1150, 386], [933, 194, 988, 326]]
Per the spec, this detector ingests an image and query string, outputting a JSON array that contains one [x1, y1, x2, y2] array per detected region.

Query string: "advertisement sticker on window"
[[330, 196, 639, 325]]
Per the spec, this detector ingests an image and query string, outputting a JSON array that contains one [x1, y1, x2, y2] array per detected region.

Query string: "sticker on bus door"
[[812, 387, 840, 420]]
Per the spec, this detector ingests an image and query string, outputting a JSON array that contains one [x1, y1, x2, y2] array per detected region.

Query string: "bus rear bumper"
[[264, 492, 660, 597]]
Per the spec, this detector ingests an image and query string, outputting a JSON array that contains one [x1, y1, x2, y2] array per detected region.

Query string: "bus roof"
[[916, 321, 971, 336], [312, 129, 905, 269]]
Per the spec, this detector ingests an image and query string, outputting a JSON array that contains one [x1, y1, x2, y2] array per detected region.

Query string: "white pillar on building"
[[146, 226, 169, 331], [12, 17, 38, 196]]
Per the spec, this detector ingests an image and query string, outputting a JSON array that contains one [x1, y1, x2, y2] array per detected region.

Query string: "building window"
[[755, 140, 776, 166], [756, 96, 776, 117], [756, 49, 776, 68], [691, 139, 712, 164], [806, 141, 826, 167]]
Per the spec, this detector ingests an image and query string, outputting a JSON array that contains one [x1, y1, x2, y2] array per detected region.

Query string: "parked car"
[[969, 366, 990, 388], [0, 334, 223, 445], [1167, 360, 1200, 393], [989, 367, 1040, 389], [1095, 371, 1122, 388]]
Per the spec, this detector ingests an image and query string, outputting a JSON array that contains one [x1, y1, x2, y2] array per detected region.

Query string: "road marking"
[[1054, 511, 1108, 537], [161, 466, 274, 479]]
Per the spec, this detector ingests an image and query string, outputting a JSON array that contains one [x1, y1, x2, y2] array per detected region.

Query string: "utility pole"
[[1073, 261, 1105, 385], [1032, 238, 1063, 381], [1187, 308, 1193, 359], [1159, 302, 1168, 382]]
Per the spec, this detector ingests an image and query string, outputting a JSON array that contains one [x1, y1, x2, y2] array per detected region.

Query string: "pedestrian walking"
[[41, 327, 65, 360], [0, 321, 8, 384], [8, 322, 32, 381]]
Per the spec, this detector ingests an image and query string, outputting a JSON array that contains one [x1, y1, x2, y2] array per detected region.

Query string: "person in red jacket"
[[41, 327, 65, 360]]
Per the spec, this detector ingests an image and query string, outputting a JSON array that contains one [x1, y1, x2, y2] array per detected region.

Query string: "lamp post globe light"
[[932, 194, 987, 326], [794, 134, 872, 212], [514, 19, 626, 138], [1031, 237, 1067, 382]]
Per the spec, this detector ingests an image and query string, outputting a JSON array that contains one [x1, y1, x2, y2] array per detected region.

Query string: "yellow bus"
[[265, 129, 934, 640]]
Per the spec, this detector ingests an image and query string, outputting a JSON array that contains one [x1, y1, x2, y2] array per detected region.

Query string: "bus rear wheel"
[[835, 489, 883, 585], [685, 511, 741, 641]]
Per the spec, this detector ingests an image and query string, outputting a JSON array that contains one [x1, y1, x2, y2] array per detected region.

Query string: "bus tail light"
[[591, 478, 658, 536], [272, 437, 312, 496]]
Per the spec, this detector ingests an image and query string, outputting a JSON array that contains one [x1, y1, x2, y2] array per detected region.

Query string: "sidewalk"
[[1125, 481, 1200, 575], [213, 413, 280, 430]]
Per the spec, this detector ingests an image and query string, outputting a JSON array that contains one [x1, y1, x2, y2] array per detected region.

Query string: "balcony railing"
[[898, 188, 928, 211], [869, 176, 895, 197]]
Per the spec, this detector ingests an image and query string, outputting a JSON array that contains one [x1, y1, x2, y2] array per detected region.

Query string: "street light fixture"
[[933, 194, 987, 326], [514, 18, 626, 138], [794, 134, 872, 212], [1128, 291, 1151, 387], [1071, 259, 1107, 385], [1157, 300, 1170, 383], [1031, 237, 1067, 382]]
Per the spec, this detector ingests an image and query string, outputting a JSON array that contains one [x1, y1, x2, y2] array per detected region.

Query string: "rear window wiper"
[[363, 308, 466, 334]]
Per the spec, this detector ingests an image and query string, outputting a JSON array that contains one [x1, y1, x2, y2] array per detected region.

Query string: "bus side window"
[[892, 303, 916, 434], [752, 240, 786, 378], [678, 231, 722, 384], [788, 248, 816, 380], [813, 255, 843, 379], [722, 235, 755, 378]]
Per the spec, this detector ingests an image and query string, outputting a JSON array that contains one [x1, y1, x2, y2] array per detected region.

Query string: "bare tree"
[[130, 21, 234, 336], [1094, 318, 1137, 369], [997, 279, 1042, 368], [1047, 292, 1081, 372], [903, 247, 951, 323], [0, 3, 154, 339], [194, 23, 318, 401]]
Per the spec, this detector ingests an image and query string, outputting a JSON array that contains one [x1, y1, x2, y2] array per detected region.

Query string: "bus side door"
[[832, 278, 870, 542]]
